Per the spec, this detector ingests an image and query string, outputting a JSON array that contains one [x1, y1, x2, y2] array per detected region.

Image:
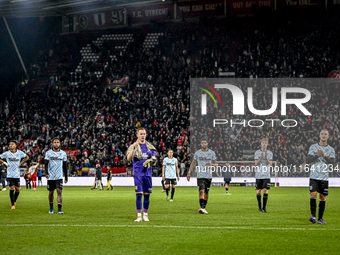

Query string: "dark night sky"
[[0, 17, 60, 100]]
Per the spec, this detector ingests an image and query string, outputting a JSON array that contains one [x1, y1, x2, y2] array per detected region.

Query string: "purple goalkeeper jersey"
[[133, 144, 155, 177]]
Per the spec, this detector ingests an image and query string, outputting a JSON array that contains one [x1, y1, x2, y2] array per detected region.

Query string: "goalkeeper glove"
[[143, 158, 153, 168]]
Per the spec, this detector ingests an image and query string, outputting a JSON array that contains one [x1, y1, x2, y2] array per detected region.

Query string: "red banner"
[[177, 1, 224, 18], [62, 149, 81, 159], [106, 76, 129, 85], [76, 9, 124, 31], [127, 3, 174, 24], [228, 0, 273, 14], [102, 167, 127, 174], [328, 70, 340, 82]]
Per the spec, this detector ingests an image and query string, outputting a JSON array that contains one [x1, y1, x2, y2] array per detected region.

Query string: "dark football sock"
[[263, 194, 268, 210], [136, 193, 142, 213], [203, 199, 207, 208], [10, 189, 15, 205], [49, 202, 53, 209], [257, 194, 262, 209], [166, 188, 169, 196], [143, 194, 150, 211], [58, 203, 62, 211], [310, 198, 316, 216], [171, 188, 175, 199], [225, 188, 229, 192], [14, 191, 20, 202], [199, 198, 204, 208], [161, 180, 165, 190], [318, 200, 325, 220]]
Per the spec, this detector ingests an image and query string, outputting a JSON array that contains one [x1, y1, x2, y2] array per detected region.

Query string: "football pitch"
[[0, 186, 339, 255]]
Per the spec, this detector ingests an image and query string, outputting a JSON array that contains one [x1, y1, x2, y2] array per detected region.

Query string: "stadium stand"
[[0, 14, 339, 177]]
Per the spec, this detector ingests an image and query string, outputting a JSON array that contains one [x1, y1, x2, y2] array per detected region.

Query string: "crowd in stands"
[[0, 13, 339, 177]]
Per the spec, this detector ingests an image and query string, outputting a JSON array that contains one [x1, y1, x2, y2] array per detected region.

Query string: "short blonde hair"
[[261, 138, 269, 143], [136, 127, 146, 134]]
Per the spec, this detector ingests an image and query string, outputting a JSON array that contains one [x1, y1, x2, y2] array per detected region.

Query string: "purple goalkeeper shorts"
[[134, 176, 152, 193]]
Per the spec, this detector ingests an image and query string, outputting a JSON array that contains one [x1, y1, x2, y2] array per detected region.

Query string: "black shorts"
[[38, 176, 42, 181], [224, 178, 231, 184], [47, 179, 64, 191], [165, 178, 177, 185], [309, 179, 329, 196], [197, 178, 211, 194], [7, 178, 20, 187], [256, 179, 271, 190]]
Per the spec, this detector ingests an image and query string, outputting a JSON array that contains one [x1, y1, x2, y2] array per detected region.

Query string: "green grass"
[[0, 186, 339, 255]]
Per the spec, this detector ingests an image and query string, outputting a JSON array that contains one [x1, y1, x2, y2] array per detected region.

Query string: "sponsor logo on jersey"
[[50, 157, 62, 160]]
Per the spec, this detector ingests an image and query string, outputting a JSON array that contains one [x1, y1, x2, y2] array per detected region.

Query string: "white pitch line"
[[0, 224, 338, 231]]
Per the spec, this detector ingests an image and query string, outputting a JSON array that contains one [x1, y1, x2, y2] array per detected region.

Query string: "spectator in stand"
[[0, 162, 7, 191]]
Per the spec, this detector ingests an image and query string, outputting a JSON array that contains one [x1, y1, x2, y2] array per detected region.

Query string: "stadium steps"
[[70, 33, 134, 86], [142, 32, 163, 50]]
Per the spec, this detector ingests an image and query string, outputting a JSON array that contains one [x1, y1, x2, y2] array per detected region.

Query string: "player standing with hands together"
[[162, 149, 180, 202], [127, 128, 157, 222], [254, 138, 273, 213], [307, 129, 335, 224], [187, 138, 217, 214], [44, 137, 68, 214]]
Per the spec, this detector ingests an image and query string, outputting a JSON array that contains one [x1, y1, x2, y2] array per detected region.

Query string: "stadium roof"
[[0, 0, 163, 18]]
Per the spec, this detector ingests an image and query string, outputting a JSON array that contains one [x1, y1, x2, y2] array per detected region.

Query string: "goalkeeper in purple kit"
[[127, 127, 157, 222]]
